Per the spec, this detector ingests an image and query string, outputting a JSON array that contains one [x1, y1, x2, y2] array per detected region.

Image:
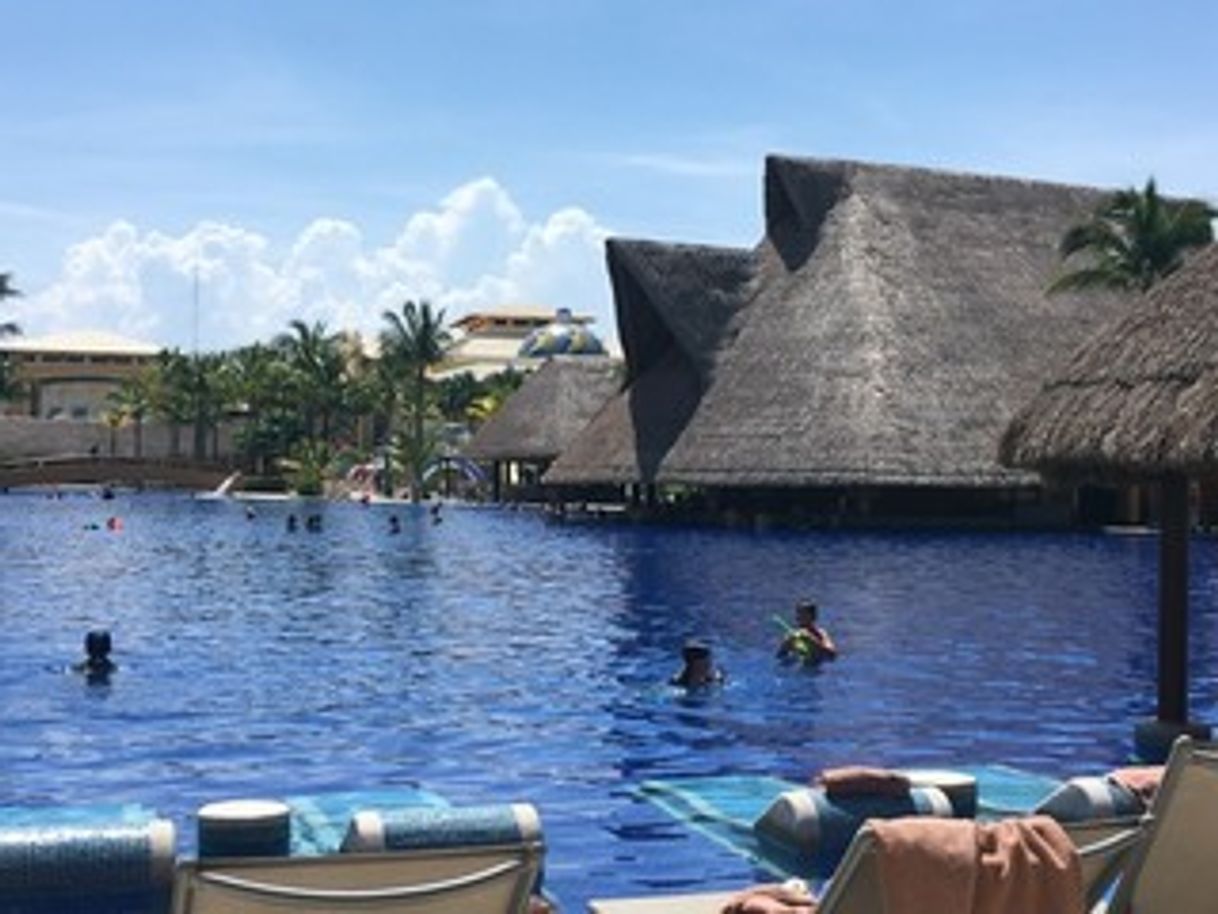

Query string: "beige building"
[[0, 330, 161, 420], [434, 306, 601, 380]]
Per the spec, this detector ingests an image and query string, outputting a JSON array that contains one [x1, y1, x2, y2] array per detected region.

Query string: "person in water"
[[777, 600, 838, 663], [388, 515, 401, 535], [670, 640, 725, 688], [73, 629, 117, 682]]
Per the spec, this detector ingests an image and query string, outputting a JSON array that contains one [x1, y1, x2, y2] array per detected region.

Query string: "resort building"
[[464, 355, 621, 501], [544, 155, 1141, 524], [0, 330, 161, 420], [433, 305, 603, 380]]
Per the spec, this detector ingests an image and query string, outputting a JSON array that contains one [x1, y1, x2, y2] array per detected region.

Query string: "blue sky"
[[2, 0, 1216, 350]]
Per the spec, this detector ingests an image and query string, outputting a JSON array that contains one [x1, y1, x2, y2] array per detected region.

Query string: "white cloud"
[[16, 178, 615, 352]]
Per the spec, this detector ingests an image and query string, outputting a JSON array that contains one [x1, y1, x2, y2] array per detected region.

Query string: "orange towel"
[[815, 766, 912, 797], [1109, 765, 1163, 807], [869, 815, 1083, 914]]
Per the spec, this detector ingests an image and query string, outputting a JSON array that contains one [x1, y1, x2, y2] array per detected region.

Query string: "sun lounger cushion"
[[1033, 776, 1145, 822], [341, 803, 542, 853], [754, 785, 952, 863], [0, 819, 175, 914]]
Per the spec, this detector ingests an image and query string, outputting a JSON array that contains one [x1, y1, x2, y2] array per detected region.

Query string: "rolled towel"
[[815, 767, 912, 797], [1107, 766, 1162, 808], [1034, 776, 1145, 822]]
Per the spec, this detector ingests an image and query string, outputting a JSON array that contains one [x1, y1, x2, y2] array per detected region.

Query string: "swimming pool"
[[1, 492, 1215, 907]]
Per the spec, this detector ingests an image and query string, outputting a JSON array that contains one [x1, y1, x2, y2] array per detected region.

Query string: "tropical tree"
[[106, 372, 155, 458], [151, 350, 197, 457], [379, 300, 451, 500], [0, 272, 20, 336], [468, 368, 525, 426], [0, 273, 21, 402], [275, 319, 346, 444], [1049, 178, 1216, 294]]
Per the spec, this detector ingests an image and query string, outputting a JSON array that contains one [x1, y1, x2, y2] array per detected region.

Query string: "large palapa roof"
[[463, 356, 622, 463], [1001, 243, 1218, 481], [545, 239, 758, 484], [550, 155, 1138, 489]]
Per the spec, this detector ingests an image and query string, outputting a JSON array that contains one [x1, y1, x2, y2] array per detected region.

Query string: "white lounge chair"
[[172, 803, 544, 914], [587, 817, 1142, 914], [1103, 736, 1218, 913]]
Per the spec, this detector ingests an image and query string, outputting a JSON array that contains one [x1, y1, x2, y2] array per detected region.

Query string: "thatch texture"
[[551, 155, 1138, 489], [1001, 243, 1218, 480], [463, 356, 621, 463], [544, 240, 757, 484]]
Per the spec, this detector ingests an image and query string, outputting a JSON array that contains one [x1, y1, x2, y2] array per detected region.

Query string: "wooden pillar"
[[491, 460, 501, 502], [1158, 474, 1190, 724]]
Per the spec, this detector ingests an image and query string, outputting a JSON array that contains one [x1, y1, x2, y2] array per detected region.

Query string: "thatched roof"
[[463, 356, 621, 463], [1001, 243, 1218, 481], [544, 240, 757, 484], [549, 155, 1139, 489]]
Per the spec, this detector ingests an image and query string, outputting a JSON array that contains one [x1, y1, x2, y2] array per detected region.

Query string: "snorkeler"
[[776, 600, 838, 663], [670, 640, 725, 689]]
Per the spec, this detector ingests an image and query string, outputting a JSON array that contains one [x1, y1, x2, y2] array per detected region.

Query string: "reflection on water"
[[1, 492, 1215, 905]]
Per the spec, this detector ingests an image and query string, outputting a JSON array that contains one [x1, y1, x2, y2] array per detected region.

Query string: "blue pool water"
[[2, 492, 1216, 907]]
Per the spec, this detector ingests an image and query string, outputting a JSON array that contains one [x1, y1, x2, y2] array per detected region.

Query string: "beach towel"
[[870, 815, 1083, 914]]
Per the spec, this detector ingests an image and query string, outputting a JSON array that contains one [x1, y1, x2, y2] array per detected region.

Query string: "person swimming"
[[777, 600, 838, 663], [72, 629, 117, 683], [670, 639, 725, 689]]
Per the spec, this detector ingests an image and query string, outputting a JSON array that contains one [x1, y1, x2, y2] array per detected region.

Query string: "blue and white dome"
[[518, 308, 605, 358]]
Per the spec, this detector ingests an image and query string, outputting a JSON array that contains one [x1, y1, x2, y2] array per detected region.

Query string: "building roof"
[[0, 330, 162, 356], [545, 240, 756, 484], [451, 305, 594, 332], [1001, 243, 1218, 481], [463, 356, 622, 463], [547, 155, 1137, 489]]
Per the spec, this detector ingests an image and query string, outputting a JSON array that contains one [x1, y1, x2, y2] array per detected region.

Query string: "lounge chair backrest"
[[0, 819, 176, 914], [1108, 736, 1218, 914], [172, 804, 545, 914], [173, 843, 541, 914]]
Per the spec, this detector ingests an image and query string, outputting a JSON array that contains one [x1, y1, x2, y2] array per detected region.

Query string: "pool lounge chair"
[[1102, 736, 1218, 914], [587, 816, 1142, 914], [172, 803, 544, 914]]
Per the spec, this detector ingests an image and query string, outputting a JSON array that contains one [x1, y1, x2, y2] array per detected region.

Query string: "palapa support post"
[[1135, 474, 1211, 761]]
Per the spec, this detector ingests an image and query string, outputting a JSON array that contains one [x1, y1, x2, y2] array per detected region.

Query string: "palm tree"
[[0, 274, 21, 403], [275, 319, 346, 444], [152, 350, 196, 457], [379, 300, 451, 500], [1049, 178, 1216, 294], [0, 272, 20, 336], [107, 373, 155, 459]]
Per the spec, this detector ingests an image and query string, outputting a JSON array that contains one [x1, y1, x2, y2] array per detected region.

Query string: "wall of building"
[[0, 417, 237, 461]]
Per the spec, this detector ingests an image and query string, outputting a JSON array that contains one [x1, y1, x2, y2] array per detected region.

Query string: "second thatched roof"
[[463, 356, 622, 463], [1001, 243, 1218, 481]]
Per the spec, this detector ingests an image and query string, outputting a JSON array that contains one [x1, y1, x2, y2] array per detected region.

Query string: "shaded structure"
[[1002, 243, 1218, 758], [464, 356, 622, 500], [547, 156, 1135, 523]]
